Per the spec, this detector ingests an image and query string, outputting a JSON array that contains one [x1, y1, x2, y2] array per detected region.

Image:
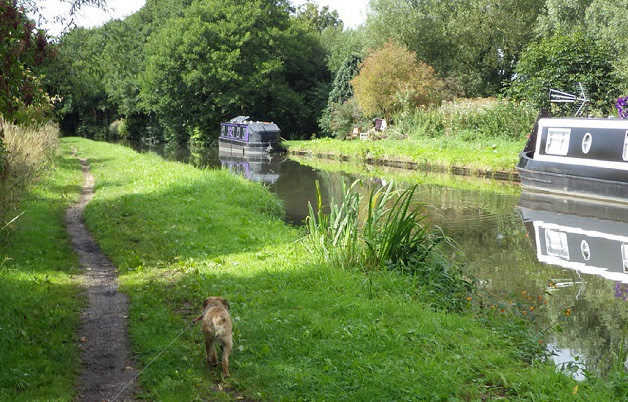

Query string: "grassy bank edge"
[[284, 136, 526, 179]]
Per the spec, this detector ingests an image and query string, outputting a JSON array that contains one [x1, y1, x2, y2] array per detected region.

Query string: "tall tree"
[[364, 0, 544, 97], [0, 0, 54, 124], [351, 40, 443, 122], [507, 30, 618, 116], [585, 0, 628, 93], [140, 0, 329, 141]]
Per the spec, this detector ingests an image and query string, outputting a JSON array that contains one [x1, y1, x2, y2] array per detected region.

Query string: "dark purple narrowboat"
[[219, 116, 281, 156]]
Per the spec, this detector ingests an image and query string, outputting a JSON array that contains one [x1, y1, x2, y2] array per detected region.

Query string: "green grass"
[[286, 136, 526, 174], [1, 137, 624, 401], [0, 151, 84, 401]]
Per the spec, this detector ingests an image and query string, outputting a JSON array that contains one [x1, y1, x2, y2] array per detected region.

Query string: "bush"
[[394, 98, 536, 140]]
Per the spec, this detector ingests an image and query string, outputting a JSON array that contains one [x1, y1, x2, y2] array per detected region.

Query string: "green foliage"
[[139, 0, 329, 141], [319, 53, 363, 137], [351, 40, 444, 122], [0, 0, 54, 123], [365, 0, 545, 97], [398, 98, 538, 141], [535, 0, 593, 36], [507, 30, 620, 116], [293, 0, 342, 32], [586, 0, 628, 93], [305, 179, 471, 311]]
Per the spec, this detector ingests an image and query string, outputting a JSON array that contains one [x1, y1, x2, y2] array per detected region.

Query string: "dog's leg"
[[221, 338, 232, 378], [205, 334, 218, 366]]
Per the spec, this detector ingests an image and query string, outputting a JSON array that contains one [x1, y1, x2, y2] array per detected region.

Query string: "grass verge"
[[286, 98, 534, 175], [67, 138, 620, 400], [1, 137, 624, 400], [0, 145, 84, 400]]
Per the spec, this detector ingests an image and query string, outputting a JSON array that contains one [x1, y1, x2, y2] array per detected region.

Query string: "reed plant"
[[0, 120, 58, 236], [305, 179, 472, 311]]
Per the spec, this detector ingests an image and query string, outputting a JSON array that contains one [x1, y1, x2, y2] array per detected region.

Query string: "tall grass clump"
[[305, 179, 472, 311], [394, 98, 537, 140], [0, 121, 58, 236]]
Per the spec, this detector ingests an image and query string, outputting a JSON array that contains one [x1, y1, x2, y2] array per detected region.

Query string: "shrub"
[[351, 40, 444, 122], [394, 98, 536, 140]]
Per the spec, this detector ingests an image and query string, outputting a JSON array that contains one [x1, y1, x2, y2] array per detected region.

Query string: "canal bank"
[[3, 137, 624, 400]]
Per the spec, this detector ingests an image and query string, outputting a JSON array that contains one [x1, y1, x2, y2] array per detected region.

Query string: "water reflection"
[[519, 192, 628, 284], [126, 142, 627, 377]]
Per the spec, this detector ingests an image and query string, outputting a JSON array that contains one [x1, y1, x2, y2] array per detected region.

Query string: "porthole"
[[582, 132, 592, 154], [580, 240, 590, 261]]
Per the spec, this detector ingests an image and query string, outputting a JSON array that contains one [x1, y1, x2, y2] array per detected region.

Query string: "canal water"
[[135, 143, 628, 378]]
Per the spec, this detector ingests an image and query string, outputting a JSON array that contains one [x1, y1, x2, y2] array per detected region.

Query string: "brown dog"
[[200, 297, 233, 378]]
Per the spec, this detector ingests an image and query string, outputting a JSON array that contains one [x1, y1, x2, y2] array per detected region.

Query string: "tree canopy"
[[17, 0, 628, 143]]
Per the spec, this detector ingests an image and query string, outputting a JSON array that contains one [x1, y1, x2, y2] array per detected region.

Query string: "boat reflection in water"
[[219, 151, 281, 185], [519, 191, 628, 286], [518, 191, 628, 378]]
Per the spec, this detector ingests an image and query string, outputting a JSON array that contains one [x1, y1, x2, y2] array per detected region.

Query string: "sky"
[[37, 0, 369, 36]]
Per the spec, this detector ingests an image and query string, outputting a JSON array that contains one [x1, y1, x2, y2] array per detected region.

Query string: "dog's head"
[[204, 296, 230, 311]]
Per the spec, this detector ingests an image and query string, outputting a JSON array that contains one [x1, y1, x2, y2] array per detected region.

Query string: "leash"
[[110, 317, 201, 401]]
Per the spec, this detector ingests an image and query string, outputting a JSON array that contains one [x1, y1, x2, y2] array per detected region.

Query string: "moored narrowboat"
[[517, 111, 628, 203], [219, 116, 281, 156]]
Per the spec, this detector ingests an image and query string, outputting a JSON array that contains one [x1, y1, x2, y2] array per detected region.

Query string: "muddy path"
[[65, 153, 137, 401]]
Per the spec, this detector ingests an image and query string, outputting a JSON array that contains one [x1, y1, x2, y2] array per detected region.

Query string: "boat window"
[[221, 125, 227, 137], [545, 229, 569, 259], [623, 131, 628, 161], [545, 128, 571, 156], [622, 244, 628, 273], [581, 132, 592, 154]]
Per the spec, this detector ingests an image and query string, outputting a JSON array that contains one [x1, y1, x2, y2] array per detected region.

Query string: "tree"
[[351, 41, 444, 122], [507, 30, 619, 116], [140, 0, 329, 142], [293, 0, 342, 32], [364, 0, 544, 97], [585, 0, 628, 93], [319, 53, 362, 137], [0, 0, 54, 125]]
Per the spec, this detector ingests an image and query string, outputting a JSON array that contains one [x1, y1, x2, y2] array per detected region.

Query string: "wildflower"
[[467, 297, 473, 302], [565, 309, 572, 316], [529, 306, 535, 311]]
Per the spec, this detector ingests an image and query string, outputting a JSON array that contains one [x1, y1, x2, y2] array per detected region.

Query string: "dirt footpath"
[[65, 153, 137, 401]]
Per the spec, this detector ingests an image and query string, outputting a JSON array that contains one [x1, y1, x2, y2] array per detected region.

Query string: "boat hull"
[[518, 151, 628, 204]]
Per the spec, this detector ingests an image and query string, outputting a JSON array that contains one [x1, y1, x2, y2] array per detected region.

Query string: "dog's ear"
[[221, 298, 230, 310], [203, 298, 210, 308]]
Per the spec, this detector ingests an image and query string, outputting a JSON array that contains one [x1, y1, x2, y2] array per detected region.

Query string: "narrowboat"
[[517, 111, 628, 203], [219, 116, 282, 156], [518, 191, 628, 284]]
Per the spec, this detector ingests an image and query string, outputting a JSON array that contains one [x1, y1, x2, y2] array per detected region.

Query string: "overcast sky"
[[37, 0, 368, 36]]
